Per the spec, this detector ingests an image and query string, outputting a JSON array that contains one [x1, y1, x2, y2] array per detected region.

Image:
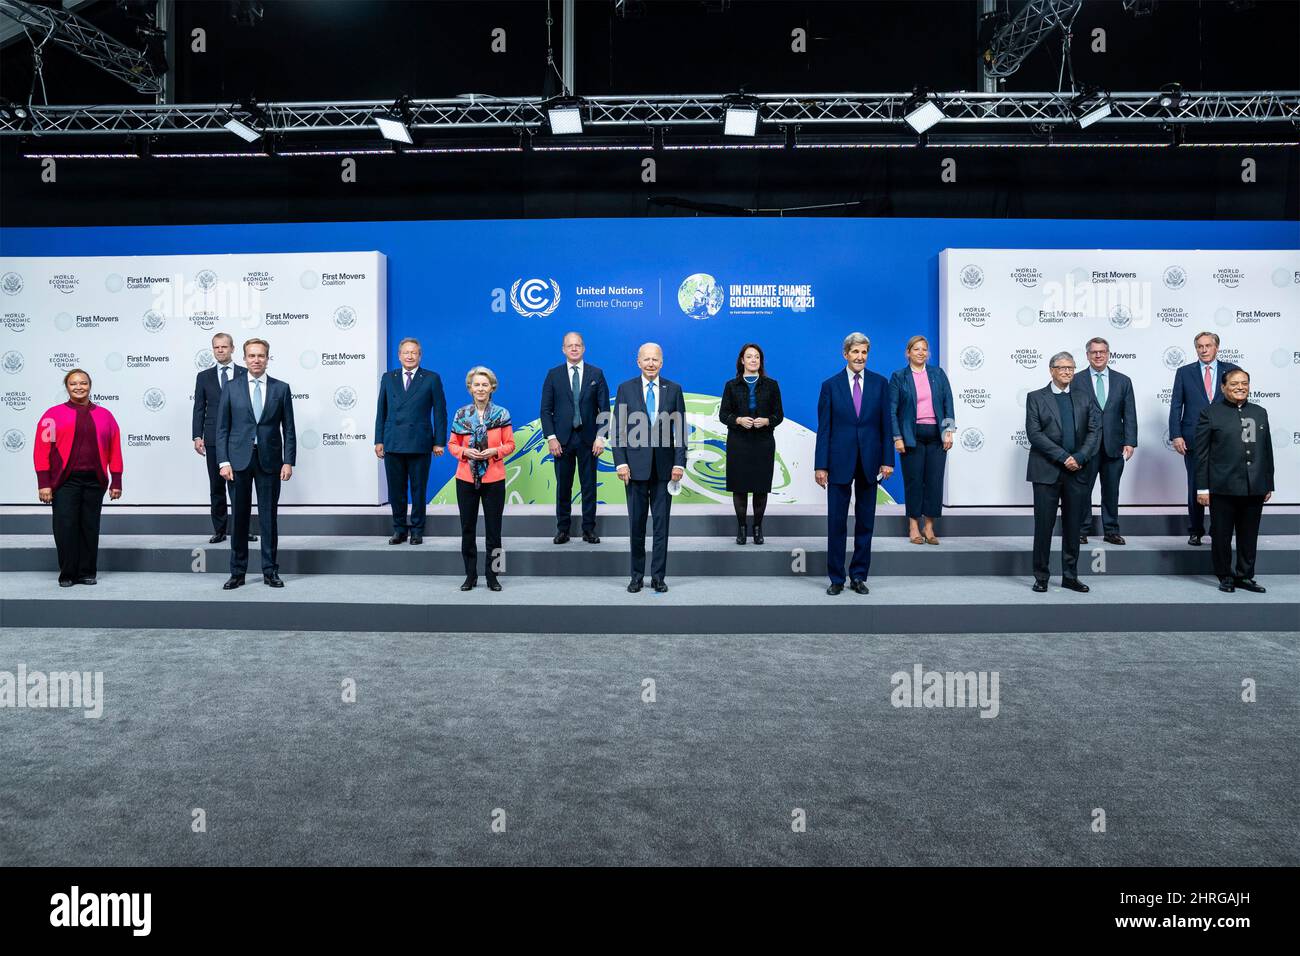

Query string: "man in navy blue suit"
[[612, 343, 687, 593], [815, 332, 895, 595], [374, 337, 448, 545], [1168, 331, 1239, 546], [191, 332, 254, 545], [1074, 336, 1138, 546], [216, 337, 297, 590], [540, 331, 609, 544]]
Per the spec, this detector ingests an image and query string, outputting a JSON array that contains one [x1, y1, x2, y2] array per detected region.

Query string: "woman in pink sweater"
[[33, 369, 124, 586]]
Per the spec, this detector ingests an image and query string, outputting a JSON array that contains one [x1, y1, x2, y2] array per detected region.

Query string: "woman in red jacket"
[[34, 368, 124, 586], [447, 366, 515, 591]]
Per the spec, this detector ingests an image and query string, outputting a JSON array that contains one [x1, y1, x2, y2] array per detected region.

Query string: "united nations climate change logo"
[[511, 278, 562, 318], [1109, 305, 1133, 329], [3, 428, 25, 453], [142, 309, 166, 333], [195, 348, 214, 370], [1163, 266, 1187, 290], [959, 265, 984, 290], [143, 387, 166, 411], [1163, 346, 1185, 369], [677, 274, 724, 319], [195, 269, 218, 292], [333, 306, 357, 330], [960, 346, 984, 371], [1, 272, 22, 295], [2, 350, 23, 374], [333, 385, 357, 411], [959, 427, 984, 451]]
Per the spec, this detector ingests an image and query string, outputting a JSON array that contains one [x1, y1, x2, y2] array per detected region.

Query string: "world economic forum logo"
[[677, 274, 724, 319], [959, 265, 983, 289], [959, 346, 984, 371], [1163, 346, 1185, 369], [333, 305, 357, 330], [3, 428, 25, 453], [1, 272, 22, 295], [2, 350, 23, 374], [142, 309, 166, 333], [1109, 304, 1133, 330], [333, 385, 358, 411], [1163, 265, 1187, 290], [143, 387, 166, 412], [510, 278, 561, 317]]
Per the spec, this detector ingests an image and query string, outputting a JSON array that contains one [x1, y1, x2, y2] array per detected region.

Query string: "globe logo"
[[3, 428, 25, 453], [1109, 304, 1133, 329], [1272, 267, 1293, 288], [959, 265, 983, 289], [333, 305, 357, 330], [299, 428, 320, 450], [196, 269, 218, 292], [1, 272, 22, 295], [300, 270, 319, 290], [510, 278, 562, 318], [1214, 306, 1233, 327], [104, 274, 123, 293], [195, 348, 214, 370], [1163, 266, 1187, 290], [300, 350, 319, 369], [959, 427, 984, 452], [333, 385, 357, 411], [142, 309, 166, 333], [677, 274, 724, 319], [105, 353, 125, 372], [143, 387, 166, 411], [1270, 348, 1291, 368], [1163, 346, 1185, 370], [960, 346, 984, 371], [1016, 306, 1036, 327], [2, 350, 23, 374]]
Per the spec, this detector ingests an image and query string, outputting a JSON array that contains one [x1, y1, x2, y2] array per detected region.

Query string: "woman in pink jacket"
[[33, 368, 124, 586]]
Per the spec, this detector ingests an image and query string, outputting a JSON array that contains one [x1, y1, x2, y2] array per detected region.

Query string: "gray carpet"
[[1, 627, 1296, 866]]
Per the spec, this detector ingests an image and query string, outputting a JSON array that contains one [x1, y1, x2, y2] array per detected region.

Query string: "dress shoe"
[[1061, 578, 1090, 593], [1188, 534, 1203, 546], [627, 577, 643, 593], [486, 577, 502, 592], [849, 579, 870, 595], [651, 578, 668, 593], [58, 579, 74, 588], [553, 531, 570, 544], [1217, 579, 1235, 593], [752, 524, 764, 545], [1032, 580, 1048, 593], [388, 533, 408, 545], [582, 531, 600, 544], [460, 576, 477, 591], [263, 572, 284, 588], [409, 535, 423, 545], [826, 582, 844, 595], [1104, 534, 1126, 546], [248, 533, 258, 542], [209, 532, 227, 544], [1234, 578, 1266, 593], [736, 523, 747, 545], [1079, 533, 1089, 544], [223, 575, 245, 590], [76, 577, 97, 586]]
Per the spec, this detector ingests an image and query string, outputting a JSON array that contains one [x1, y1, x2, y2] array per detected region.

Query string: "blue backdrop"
[[3, 217, 1296, 500]]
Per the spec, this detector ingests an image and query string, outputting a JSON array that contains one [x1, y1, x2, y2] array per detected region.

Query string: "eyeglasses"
[[1050, 365, 1076, 371]]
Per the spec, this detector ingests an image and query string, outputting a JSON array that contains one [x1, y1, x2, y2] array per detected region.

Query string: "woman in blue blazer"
[[889, 336, 955, 545]]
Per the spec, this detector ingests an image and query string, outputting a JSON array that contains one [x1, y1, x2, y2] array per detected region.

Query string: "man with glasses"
[[1025, 351, 1101, 593], [1074, 337, 1137, 545]]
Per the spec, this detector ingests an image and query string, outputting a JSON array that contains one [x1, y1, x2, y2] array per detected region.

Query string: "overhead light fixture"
[[1072, 90, 1113, 128], [376, 95, 414, 144], [224, 98, 267, 142], [722, 93, 760, 137], [903, 91, 945, 134], [224, 116, 260, 142], [1158, 82, 1192, 111], [546, 98, 584, 135], [0, 98, 30, 126]]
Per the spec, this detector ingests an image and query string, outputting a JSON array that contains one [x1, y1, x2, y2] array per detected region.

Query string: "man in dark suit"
[[374, 336, 447, 545], [1074, 336, 1137, 545], [1025, 351, 1101, 594], [612, 342, 687, 593], [1195, 369, 1275, 593], [814, 332, 895, 596], [216, 337, 297, 590], [540, 331, 609, 544], [191, 332, 254, 545], [1169, 331, 1240, 545]]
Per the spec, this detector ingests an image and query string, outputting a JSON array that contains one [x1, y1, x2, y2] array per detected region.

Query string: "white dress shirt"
[[545, 361, 584, 443], [219, 374, 269, 469]]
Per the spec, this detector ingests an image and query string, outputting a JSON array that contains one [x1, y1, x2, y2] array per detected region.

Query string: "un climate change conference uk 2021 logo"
[[510, 278, 561, 317], [678, 274, 725, 319]]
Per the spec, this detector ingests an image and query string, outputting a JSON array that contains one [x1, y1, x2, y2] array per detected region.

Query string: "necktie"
[[252, 379, 263, 421], [1094, 371, 1106, 409], [1203, 365, 1213, 401], [571, 366, 582, 429], [405, 370, 412, 391], [220, 366, 229, 390], [646, 381, 656, 445], [852, 373, 862, 416]]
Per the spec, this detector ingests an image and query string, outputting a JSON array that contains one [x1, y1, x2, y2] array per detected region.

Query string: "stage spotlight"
[[0, 99, 29, 124], [1072, 90, 1112, 129], [903, 93, 945, 134], [375, 115, 413, 144], [724, 104, 759, 137], [1158, 83, 1191, 111], [224, 99, 267, 142], [224, 116, 261, 142], [547, 101, 584, 135]]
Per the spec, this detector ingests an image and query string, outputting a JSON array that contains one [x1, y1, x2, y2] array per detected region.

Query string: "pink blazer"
[[33, 402, 124, 492]]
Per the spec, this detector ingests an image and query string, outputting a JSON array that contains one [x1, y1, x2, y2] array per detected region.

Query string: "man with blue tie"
[[1075, 337, 1137, 546], [191, 332, 254, 545], [1169, 331, 1239, 546], [540, 331, 609, 544], [612, 343, 687, 593], [374, 337, 448, 545], [814, 332, 895, 595], [216, 338, 297, 590]]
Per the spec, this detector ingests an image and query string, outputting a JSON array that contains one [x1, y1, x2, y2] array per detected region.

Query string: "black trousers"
[[204, 445, 231, 534], [1182, 448, 1206, 535], [1080, 452, 1125, 536], [826, 460, 877, 585], [384, 451, 432, 534], [901, 423, 945, 520], [456, 478, 505, 579], [52, 472, 105, 582], [1032, 475, 1086, 583], [229, 456, 280, 576], [554, 432, 598, 533], [626, 457, 671, 581], [1209, 493, 1265, 582]]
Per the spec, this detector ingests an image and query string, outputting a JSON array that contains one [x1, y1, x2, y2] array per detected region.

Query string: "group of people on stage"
[[32, 328, 1276, 596]]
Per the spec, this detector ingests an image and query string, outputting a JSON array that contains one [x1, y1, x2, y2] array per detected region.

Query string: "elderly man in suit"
[[191, 332, 253, 545], [216, 337, 297, 590], [612, 342, 687, 593], [374, 337, 448, 545], [1074, 336, 1137, 545], [1025, 350, 1101, 594], [814, 332, 895, 596], [1195, 368, 1275, 593], [541, 331, 609, 544], [1169, 331, 1240, 546]]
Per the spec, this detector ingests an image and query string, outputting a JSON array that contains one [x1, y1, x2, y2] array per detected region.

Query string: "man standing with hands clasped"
[[541, 331, 608, 544], [191, 332, 254, 545], [1074, 336, 1137, 546], [374, 337, 447, 546]]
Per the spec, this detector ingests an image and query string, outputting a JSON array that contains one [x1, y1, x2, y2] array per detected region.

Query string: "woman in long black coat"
[[719, 343, 783, 545]]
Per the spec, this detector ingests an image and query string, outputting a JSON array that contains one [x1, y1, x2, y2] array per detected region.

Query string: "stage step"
[[2, 571, 1294, 634]]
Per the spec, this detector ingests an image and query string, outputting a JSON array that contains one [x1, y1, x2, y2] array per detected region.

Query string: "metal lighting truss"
[[985, 0, 1083, 79], [0, 0, 162, 95], [1, 91, 1296, 138]]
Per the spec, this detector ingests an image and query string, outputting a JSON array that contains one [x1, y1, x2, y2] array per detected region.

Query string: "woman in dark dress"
[[719, 343, 783, 545]]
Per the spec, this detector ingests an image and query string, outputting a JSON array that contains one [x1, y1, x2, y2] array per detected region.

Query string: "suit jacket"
[[216, 375, 297, 472], [718, 375, 784, 434], [611, 376, 688, 481], [540, 362, 609, 447], [192, 363, 247, 446], [1194, 399, 1275, 496], [888, 365, 955, 448], [814, 369, 894, 484], [1074, 366, 1137, 458], [373, 367, 448, 453], [1025, 385, 1101, 484], [1169, 360, 1240, 447]]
